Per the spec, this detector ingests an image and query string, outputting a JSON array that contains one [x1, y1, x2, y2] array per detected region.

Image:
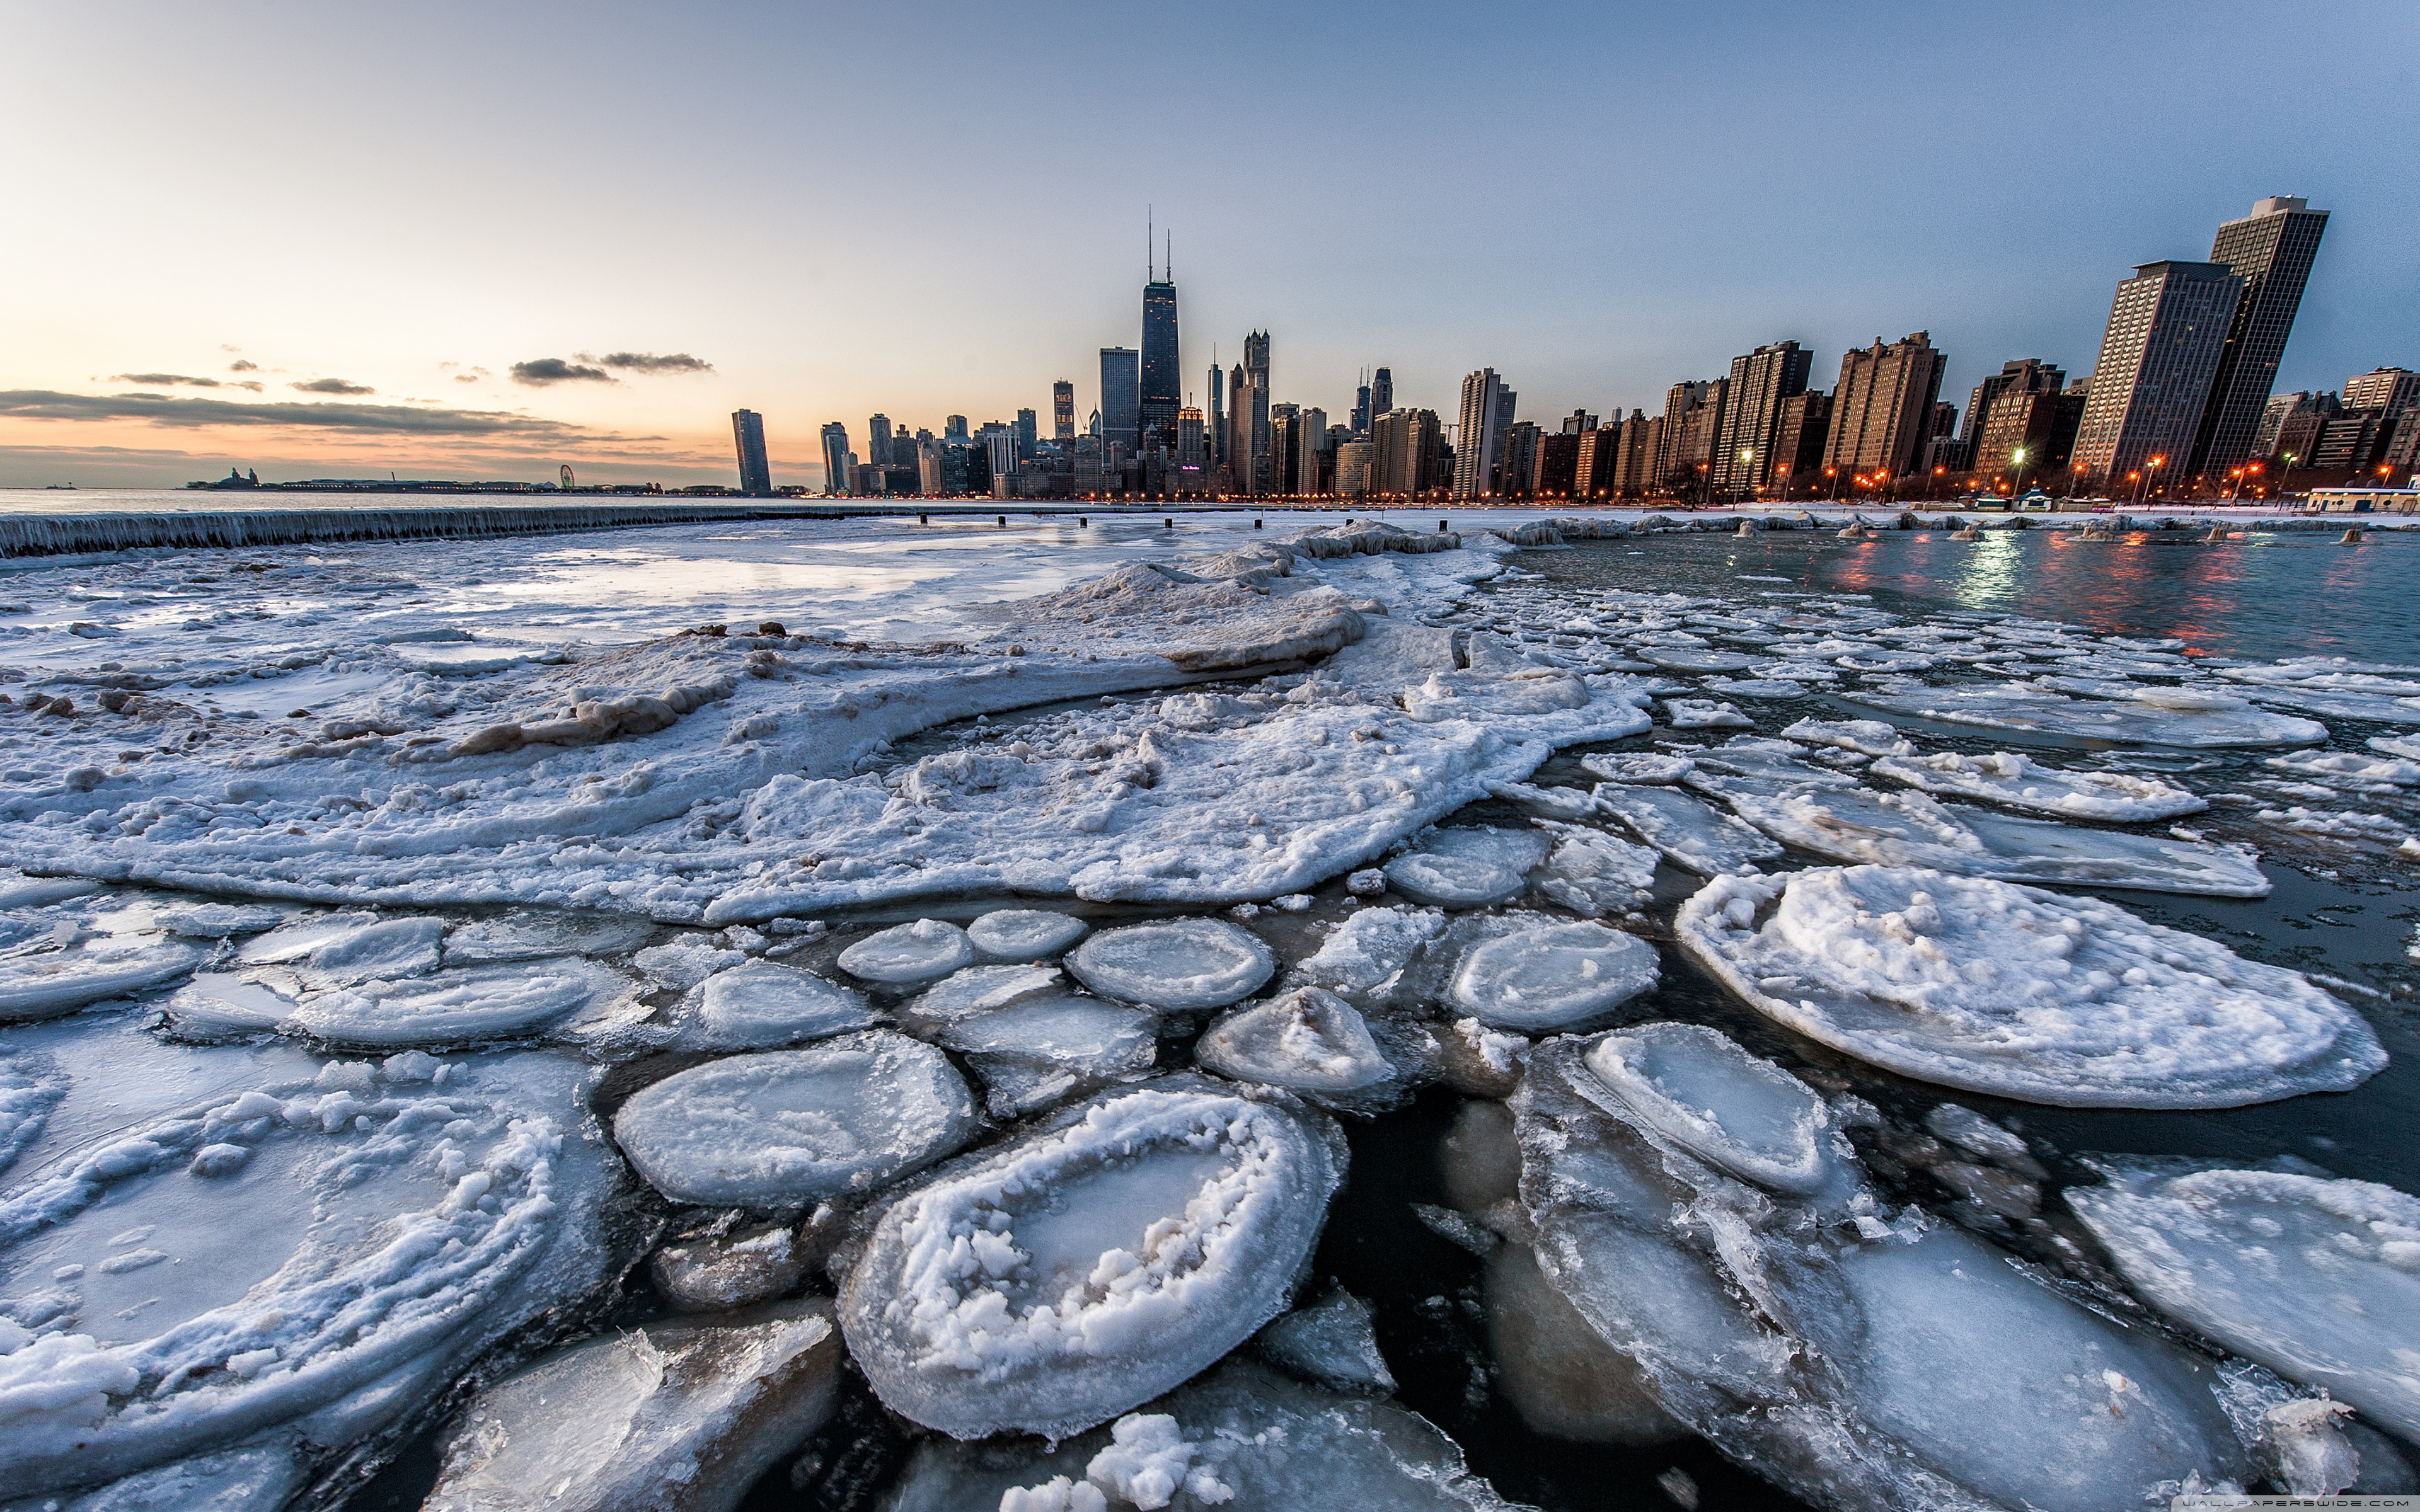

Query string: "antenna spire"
[[1165, 229, 1172, 282], [1147, 205, 1153, 280]]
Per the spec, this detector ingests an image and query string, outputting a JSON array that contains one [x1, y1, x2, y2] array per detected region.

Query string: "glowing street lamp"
[[2009, 445, 2029, 499]]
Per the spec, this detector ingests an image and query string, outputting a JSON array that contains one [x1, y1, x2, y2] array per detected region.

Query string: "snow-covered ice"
[[839, 919, 977, 985], [1279, 904, 1443, 1005], [1676, 866, 2385, 1107], [906, 963, 1066, 1024], [935, 994, 1159, 1119], [1778, 718, 1913, 756], [285, 956, 636, 1049], [1447, 917, 1659, 1031], [1195, 987, 1392, 1102], [0, 1034, 621, 1498], [683, 958, 877, 1048], [1870, 748, 2207, 820], [1066, 919, 1275, 1011], [1841, 680, 2328, 747], [611, 1033, 977, 1205], [2067, 1166, 2420, 1441], [1662, 699, 1751, 730], [1591, 783, 1780, 875], [836, 1080, 1342, 1440], [885, 1360, 1517, 1510], [425, 1297, 843, 1512], [1380, 826, 1550, 907], [968, 908, 1090, 961], [1255, 1285, 1395, 1395]]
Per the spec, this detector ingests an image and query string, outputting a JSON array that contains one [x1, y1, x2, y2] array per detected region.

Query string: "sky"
[[4, 0, 2416, 491]]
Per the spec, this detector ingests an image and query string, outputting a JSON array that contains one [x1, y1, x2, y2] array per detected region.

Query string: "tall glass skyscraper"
[[2189, 197, 2329, 479], [1141, 265, 1180, 450], [732, 410, 772, 495], [1052, 380, 1076, 442], [1099, 347, 1140, 454]]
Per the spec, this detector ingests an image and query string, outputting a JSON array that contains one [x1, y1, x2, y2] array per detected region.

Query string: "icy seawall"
[[0, 501, 865, 558]]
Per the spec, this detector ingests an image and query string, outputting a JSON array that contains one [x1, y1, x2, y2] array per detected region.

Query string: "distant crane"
[[560, 464, 575, 491]]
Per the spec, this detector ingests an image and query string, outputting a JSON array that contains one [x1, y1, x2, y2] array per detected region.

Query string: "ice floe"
[[681, 959, 877, 1049], [1662, 699, 1751, 730], [1841, 680, 2327, 747], [0, 936, 202, 1023], [1778, 718, 1913, 756], [285, 957, 637, 1049], [1195, 987, 1392, 1103], [1676, 865, 2385, 1106], [1530, 820, 1657, 915], [1581, 1022, 1854, 1198], [838, 919, 977, 985], [612, 1033, 977, 1206], [968, 908, 1091, 961], [1279, 904, 1443, 1006], [935, 993, 1159, 1118], [1066, 919, 1274, 1011], [837, 1080, 1343, 1440], [1447, 917, 1659, 1031], [2068, 1166, 2420, 1441], [885, 1360, 1517, 1510], [1870, 748, 2207, 820], [1255, 1285, 1395, 1394], [1591, 783, 1780, 875], [425, 1297, 843, 1512], [0, 1039, 621, 1498], [1380, 826, 1550, 907]]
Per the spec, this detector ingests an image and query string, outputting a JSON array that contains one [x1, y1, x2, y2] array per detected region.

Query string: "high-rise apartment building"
[[819, 421, 850, 496], [1243, 331, 1272, 494], [1052, 381, 1076, 442], [1226, 362, 1251, 492], [1098, 347, 1140, 455], [1822, 333, 1947, 483], [866, 415, 893, 471], [1611, 410, 1660, 496], [1533, 430, 1581, 496], [1712, 342, 1812, 496], [1177, 406, 1206, 471], [1268, 404, 1303, 495], [1960, 360, 2065, 459], [2189, 197, 2329, 479], [1562, 410, 1598, 435], [1369, 367, 1393, 419], [1015, 409, 1037, 460], [945, 415, 970, 444], [1141, 260, 1180, 449], [1207, 362, 1225, 469], [732, 410, 772, 495], [1770, 391, 1831, 494], [2070, 262, 2242, 484], [2344, 367, 2420, 416], [1300, 407, 1328, 495], [1574, 416, 1623, 498], [1453, 368, 1516, 498], [1334, 439, 1376, 496], [1652, 380, 1727, 494], [1497, 420, 1541, 498], [1373, 408, 1441, 497]]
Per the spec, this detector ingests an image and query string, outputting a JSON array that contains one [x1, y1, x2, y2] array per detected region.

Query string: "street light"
[[2010, 445, 2029, 500]]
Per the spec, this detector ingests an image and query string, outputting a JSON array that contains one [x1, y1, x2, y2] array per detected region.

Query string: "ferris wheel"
[[560, 464, 575, 491]]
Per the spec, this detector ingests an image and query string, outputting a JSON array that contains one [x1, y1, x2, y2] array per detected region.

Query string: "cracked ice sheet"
[[0, 523, 1642, 923]]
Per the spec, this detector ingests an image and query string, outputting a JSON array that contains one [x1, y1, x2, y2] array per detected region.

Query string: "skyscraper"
[[1821, 333, 1947, 483], [1574, 416, 1623, 498], [1497, 420, 1541, 498], [1453, 368, 1515, 499], [1268, 404, 1302, 495], [1963, 362, 2069, 482], [2189, 197, 2329, 479], [1712, 341, 1812, 496], [1614, 411, 1662, 496], [1052, 380, 1076, 442], [1015, 408, 1037, 461], [1243, 331, 1271, 494], [2071, 261, 2242, 485], [1350, 376, 1371, 438], [1655, 381, 1723, 492], [944, 415, 970, 445], [1770, 392, 1831, 493], [1373, 408, 1441, 497], [2344, 367, 2420, 416], [819, 421, 850, 496], [1097, 346, 1139, 455], [732, 410, 772, 495], [1207, 362, 1225, 471], [1141, 242, 1180, 450], [1226, 362, 1250, 491], [866, 415, 893, 472], [1369, 367, 1392, 418]]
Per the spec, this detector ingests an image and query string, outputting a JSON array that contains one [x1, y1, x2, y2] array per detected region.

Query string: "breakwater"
[[0, 500, 894, 558]]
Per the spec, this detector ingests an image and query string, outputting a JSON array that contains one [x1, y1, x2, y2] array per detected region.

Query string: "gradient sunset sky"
[[5, 0, 2414, 490]]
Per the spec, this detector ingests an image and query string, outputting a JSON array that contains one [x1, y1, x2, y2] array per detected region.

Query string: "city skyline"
[[3, 1, 2415, 489]]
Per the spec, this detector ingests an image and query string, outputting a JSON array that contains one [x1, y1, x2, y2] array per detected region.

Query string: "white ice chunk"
[[1676, 866, 2385, 1108], [1197, 987, 1390, 1097], [160, 972, 299, 1037], [1872, 749, 2208, 820], [152, 903, 288, 940], [838, 919, 978, 985], [1637, 648, 1756, 673], [439, 910, 655, 966], [1448, 919, 1658, 1031], [884, 1360, 1518, 1509], [1257, 1286, 1395, 1394], [1843, 680, 2327, 748], [0, 938, 204, 1022], [425, 1298, 843, 1512], [1581, 1022, 1853, 1197], [285, 958, 635, 1049], [290, 915, 444, 988], [1663, 699, 1751, 730], [1066, 919, 1275, 1010], [231, 912, 379, 966], [1532, 822, 1657, 916], [909, 964, 1066, 1023], [3, 1438, 310, 1512], [2266, 750, 2420, 788], [1381, 827, 1550, 907], [688, 958, 875, 1048], [0, 1044, 619, 1499], [612, 1033, 977, 1206], [0, 1049, 70, 1179], [968, 909, 1091, 961], [1579, 752, 1696, 785], [1282, 905, 1444, 1004], [1779, 718, 1913, 756], [2067, 1166, 2420, 1441], [1593, 783, 1779, 875], [632, 937, 747, 990], [936, 994, 1156, 1074], [836, 1082, 1342, 1440]]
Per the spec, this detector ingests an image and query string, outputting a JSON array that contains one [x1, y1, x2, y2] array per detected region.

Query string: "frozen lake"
[[0, 510, 2414, 1512]]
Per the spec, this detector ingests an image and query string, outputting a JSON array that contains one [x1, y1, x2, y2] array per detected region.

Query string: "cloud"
[[234, 381, 265, 392], [442, 363, 493, 386], [111, 372, 221, 387], [0, 388, 591, 438], [510, 357, 615, 386], [291, 377, 375, 395], [584, 351, 715, 375], [229, 359, 258, 372]]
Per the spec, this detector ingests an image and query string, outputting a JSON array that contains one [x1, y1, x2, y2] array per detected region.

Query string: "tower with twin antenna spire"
[[1140, 208, 1181, 453]]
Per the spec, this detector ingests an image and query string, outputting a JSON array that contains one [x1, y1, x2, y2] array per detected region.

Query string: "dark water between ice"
[[350, 528, 2419, 1512]]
